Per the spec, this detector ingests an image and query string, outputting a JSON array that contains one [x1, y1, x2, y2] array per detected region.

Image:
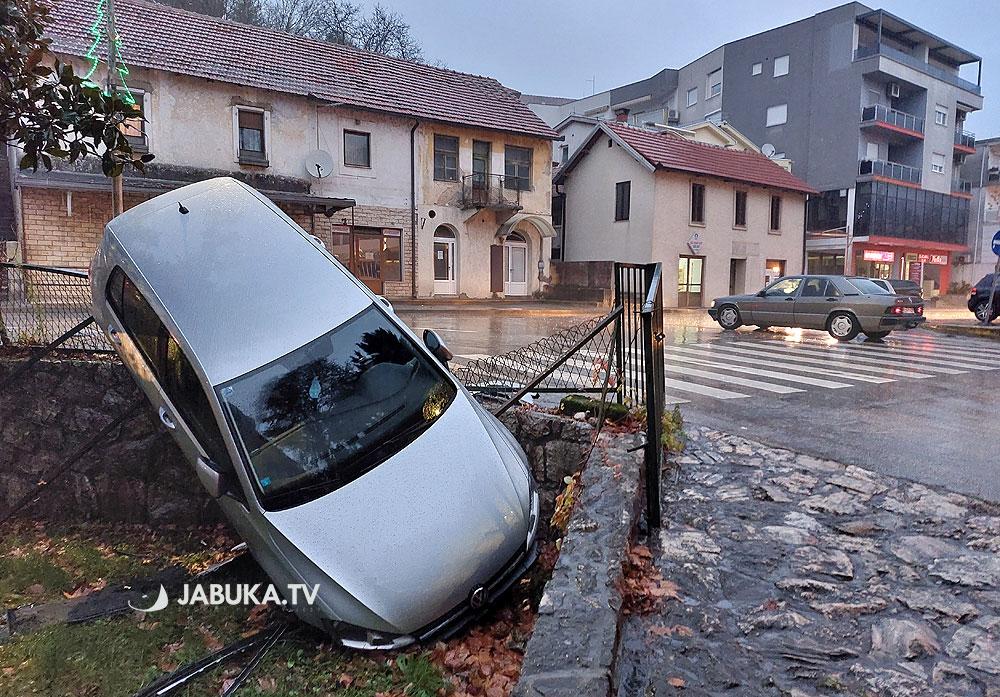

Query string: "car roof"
[[104, 178, 372, 385]]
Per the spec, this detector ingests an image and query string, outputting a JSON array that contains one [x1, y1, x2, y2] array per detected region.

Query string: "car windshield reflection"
[[219, 305, 456, 510]]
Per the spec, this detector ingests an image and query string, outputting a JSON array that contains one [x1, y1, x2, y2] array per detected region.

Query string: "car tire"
[[974, 299, 997, 324], [717, 304, 742, 330], [865, 331, 890, 341], [827, 312, 860, 342]]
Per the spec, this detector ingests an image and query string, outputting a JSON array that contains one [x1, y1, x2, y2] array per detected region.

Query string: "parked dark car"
[[870, 278, 923, 299], [968, 274, 999, 323]]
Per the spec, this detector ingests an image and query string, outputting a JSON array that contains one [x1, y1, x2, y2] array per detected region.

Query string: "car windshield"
[[218, 305, 456, 510], [847, 277, 893, 295]]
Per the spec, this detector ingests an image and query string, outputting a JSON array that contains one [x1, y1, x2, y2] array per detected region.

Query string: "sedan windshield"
[[847, 277, 893, 295], [219, 305, 456, 510]]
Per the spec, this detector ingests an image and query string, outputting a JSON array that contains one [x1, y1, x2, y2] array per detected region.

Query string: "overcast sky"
[[390, 0, 997, 137]]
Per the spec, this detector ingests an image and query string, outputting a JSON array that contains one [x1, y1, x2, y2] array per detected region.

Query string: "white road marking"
[[662, 352, 852, 389], [756, 340, 968, 375], [665, 345, 894, 383], [662, 363, 804, 394], [662, 377, 750, 399], [705, 341, 934, 379]]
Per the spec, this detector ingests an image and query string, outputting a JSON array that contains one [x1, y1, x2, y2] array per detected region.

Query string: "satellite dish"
[[761, 143, 776, 158], [304, 150, 334, 178]]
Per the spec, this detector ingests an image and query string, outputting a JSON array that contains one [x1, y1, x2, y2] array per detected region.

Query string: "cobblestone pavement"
[[616, 427, 1000, 697]]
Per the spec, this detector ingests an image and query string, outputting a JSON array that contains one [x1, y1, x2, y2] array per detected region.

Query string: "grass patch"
[[661, 405, 686, 453]]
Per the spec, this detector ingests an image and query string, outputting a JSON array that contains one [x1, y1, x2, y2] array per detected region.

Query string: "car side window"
[[825, 280, 842, 298], [107, 267, 230, 466], [801, 278, 825, 297], [765, 278, 802, 297]]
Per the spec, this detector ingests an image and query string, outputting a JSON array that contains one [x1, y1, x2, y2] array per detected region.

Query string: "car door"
[[754, 277, 803, 327], [794, 277, 841, 329]]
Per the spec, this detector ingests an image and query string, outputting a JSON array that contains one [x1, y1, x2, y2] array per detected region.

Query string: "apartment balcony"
[[952, 177, 973, 197], [954, 130, 976, 154], [860, 104, 924, 139], [461, 173, 523, 211], [854, 43, 982, 96], [859, 159, 921, 186]]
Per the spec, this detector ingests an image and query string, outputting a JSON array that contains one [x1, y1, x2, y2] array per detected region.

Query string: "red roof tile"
[[603, 121, 816, 194], [45, 0, 557, 139]]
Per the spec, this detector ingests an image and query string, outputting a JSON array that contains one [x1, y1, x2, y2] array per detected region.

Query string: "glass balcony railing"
[[859, 159, 921, 184], [861, 104, 924, 134], [854, 43, 982, 95], [954, 130, 976, 149], [952, 177, 972, 194]]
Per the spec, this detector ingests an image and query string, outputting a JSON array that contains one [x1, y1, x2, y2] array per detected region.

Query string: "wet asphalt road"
[[397, 306, 1000, 503]]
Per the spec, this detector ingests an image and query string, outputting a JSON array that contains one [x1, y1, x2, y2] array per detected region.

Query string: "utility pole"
[[105, 0, 124, 217]]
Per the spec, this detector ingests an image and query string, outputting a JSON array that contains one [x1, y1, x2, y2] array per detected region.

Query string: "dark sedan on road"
[[708, 275, 925, 341], [968, 274, 999, 324]]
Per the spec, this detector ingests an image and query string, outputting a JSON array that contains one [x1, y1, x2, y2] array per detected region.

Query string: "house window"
[[433, 134, 459, 181], [690, 183, 706, 224], [752, 62, 763, 75], [766, 103, 787, 127], [234, 107, 268, 165], [707, 69, 722, 97], [686, 87, 698, 107], [615, 181, 630, 221], [769, 195, 782, 231], [120, 90, 148, 151], [344, 130, 371, 167], [773, 54, 789, 77], [934, 105, 948, 126], [560, 144, 569, 163], [504, 145, 532, 191], [931, 152, 945, 174], [734, 190, 747, 227]]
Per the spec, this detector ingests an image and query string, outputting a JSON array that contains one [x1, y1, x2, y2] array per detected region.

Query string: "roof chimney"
[[614, 108, 630, 123]]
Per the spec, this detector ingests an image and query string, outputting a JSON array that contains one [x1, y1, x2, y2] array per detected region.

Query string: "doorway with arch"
[[433, 225, 458, 295]]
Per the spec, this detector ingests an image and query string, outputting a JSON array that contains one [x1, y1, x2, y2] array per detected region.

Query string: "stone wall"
[[1, 357, 591, 529]]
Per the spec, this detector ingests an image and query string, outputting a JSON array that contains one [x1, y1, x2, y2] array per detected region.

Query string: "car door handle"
[[826, 298, 837, 302], [785, 297, 795, 301], [158, 406, 176, 430]]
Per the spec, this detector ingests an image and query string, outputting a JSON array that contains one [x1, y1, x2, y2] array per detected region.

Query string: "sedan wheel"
[[718, 305, 742, 330], [974, 299, 996, 324], [828, 312, 860, 342]]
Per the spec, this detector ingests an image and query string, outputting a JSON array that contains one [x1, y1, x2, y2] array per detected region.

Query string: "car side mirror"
[[196, 457, 231, 499], [377, 295, 394, 313], [757, 290, 767, 297], [423, 329, 454, 364]]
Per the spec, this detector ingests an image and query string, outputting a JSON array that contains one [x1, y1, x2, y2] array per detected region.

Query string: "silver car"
[[89, 178, 538, 648], [708, 275, 925, 341]]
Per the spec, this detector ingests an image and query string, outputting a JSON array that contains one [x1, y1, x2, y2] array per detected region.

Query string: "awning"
[[496, 213, 556, 239]]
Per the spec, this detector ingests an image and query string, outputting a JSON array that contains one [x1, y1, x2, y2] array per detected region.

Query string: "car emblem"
[[469, 585, 488, 610]]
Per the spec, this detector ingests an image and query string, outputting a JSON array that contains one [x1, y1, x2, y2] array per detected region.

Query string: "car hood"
[[261, 391, 528, 634]]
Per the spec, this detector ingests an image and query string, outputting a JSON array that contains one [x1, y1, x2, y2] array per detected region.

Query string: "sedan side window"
[[801, 278, 825, 297], [765, 278, 802, 297]]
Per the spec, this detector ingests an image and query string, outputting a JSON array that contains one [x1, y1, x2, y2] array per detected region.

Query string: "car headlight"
[[525, 484, 540, 551], [711, 299, 717, 307]]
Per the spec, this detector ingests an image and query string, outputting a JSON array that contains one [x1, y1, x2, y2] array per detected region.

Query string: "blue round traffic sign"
[[993, 230, 1000, 257]]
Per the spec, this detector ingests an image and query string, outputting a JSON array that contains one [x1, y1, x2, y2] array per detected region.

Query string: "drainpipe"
[[409, 120, 419, 299], [802, 193, 809, 273]]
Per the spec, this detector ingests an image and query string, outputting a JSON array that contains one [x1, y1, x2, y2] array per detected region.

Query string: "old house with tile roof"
[[555, 121, 816, 307], [10, 0, 558, 298]]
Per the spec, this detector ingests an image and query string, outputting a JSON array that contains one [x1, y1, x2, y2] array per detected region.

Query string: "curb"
[[514, 432, 644, 697], [925, 323, 1000, 341]]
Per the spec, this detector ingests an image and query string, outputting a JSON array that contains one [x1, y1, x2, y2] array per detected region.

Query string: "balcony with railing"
[[461, 173, 523, 211], [952, 177, 972, 196], [858, 159, 921, 185], [954, 129, 976, 153], [854, 43, 982, 95], [860, 104, 924, 137]]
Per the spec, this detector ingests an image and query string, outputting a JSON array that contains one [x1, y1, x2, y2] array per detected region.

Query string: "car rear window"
[[847, 278, 892, 295]]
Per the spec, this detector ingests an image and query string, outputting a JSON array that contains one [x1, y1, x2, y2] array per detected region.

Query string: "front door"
[[353, 233, 383, 294], [504, 237, 528, 296], [729, 258, 746, 296], [433, 237, 457, 295], [794, 276, 841, 329], [678, 256, 704, 307], [753, 276, 803, 326]]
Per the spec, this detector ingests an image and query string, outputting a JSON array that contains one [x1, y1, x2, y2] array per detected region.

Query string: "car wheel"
[[865, 331, 890, 341], [717, 304, 742, 330], [974, 299, 996, 324], [827, 312, 860, 341]]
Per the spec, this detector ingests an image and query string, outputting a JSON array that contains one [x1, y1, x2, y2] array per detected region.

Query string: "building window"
[[752, 62, 763, 75], [690, 183, 706, 224], [769, 195, 782, 231], [504, 145, 532, 191], [344, 130, 371, 168], [433, 134, 459, 181], [934, 105, 948, 126], [734, 190, 747, 227], [120, 91, 148, 151], [560, 144, 569, 163], [686, 87, 698, 107], [707, 69, 722, 97], [931, 152, 945, 174], [766, 103, 787, 127], [615, 181, 631, 221], [233, 106, 268, 165], [773, 54, 789, 77], [705, 109, 723, 124]]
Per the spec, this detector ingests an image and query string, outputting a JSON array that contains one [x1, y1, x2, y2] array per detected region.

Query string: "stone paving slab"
[[616, 427, 1000, 697]]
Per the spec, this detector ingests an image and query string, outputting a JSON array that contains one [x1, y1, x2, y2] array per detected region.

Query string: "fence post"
[[641, 262, 664, 528]]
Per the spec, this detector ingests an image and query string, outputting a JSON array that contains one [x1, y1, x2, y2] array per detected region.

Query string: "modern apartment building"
[[8, 0, 557, 299], [527, 3, 984, 297], [961, 138, 1000, 284]]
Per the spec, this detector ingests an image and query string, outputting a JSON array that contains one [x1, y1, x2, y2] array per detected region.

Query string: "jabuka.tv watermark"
[[128, 583, 320, 613]]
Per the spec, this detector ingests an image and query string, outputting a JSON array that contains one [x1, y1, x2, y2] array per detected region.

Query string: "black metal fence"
[[0, 263, 113, 353]]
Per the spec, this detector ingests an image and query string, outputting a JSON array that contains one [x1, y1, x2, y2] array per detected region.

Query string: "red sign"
[[916, 253, 948, 265], [863, 250, 895, 262]]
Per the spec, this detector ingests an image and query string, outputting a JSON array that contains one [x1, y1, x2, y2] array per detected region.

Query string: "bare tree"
[[224, 0, 422, 61]]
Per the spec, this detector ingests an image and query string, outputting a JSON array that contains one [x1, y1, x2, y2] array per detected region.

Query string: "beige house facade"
[[9, 0, 556, 299], [556, 121, 814, 307]]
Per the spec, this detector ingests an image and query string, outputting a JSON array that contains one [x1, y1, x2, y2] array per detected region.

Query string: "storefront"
[[851, 237, 967, 297]]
